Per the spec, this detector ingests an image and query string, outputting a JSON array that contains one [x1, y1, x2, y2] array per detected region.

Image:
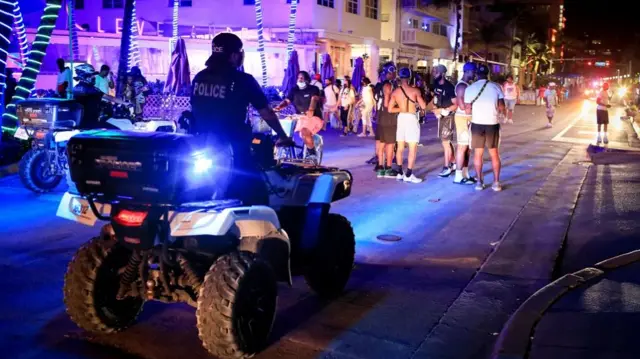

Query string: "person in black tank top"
[[375, 64, 401, 179]]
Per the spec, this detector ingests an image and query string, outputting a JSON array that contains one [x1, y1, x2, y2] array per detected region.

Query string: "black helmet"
[[74, 63, 97, 81]]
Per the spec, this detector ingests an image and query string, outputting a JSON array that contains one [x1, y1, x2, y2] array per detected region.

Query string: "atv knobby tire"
[[304, 214, 355, 298], [19, 149, 63, 193], [196, 251, 277, 359], [64, 237, 144, 333]]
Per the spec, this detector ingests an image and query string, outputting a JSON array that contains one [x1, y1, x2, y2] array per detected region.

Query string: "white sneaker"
[[508, 119, 514, 124], [475, 181, 485, 191], [403, 174, 423, 183], [596, 134, 602, 144], [357, 133, 366, 137], [396, 172, 404, 180], [492, 182, 503, 192], [603, 135, 609, 144]]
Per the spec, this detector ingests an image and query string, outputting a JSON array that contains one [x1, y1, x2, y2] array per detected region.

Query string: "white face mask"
[[297, 81, 307, 89]]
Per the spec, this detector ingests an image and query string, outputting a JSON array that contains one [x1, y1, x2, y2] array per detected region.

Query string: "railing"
[[143, 95, 191, 121]]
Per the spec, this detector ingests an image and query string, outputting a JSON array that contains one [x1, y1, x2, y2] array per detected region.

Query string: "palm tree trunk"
[[171, 0, 179, 53], [286, 0, 299, 60], [128, 0, 141, 69], [116, 0, 134, 97], [2, 0, 63, 129], [0, 1, 14, 119], [453, 0, 462, 63], [12, 2, 29, 68], [69, 0, 79, 61], [254, 0, 268, 86]]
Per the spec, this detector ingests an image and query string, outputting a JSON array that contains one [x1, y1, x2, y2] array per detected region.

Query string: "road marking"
[[552, 114, 584, 141]]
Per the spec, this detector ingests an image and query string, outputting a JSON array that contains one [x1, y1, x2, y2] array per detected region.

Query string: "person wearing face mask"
[[274, 71, 323, 158], [190, 33, 291, 205]]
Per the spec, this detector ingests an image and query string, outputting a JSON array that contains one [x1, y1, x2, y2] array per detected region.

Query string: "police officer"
[[190, 32, 290, 205]]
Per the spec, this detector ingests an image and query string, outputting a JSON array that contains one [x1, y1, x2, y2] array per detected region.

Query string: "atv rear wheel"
[[196, 251, 277, 359], [19, 149, 63, 193], [304, 214, 355, 298], [63, 237, 144, 333]]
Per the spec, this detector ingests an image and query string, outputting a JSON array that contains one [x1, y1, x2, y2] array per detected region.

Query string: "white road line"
[[552, 114, 584, 141]]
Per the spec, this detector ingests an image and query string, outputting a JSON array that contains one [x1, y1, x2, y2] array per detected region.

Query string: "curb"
[[0, 162, 18, 179], [491, 249, 640, 359]]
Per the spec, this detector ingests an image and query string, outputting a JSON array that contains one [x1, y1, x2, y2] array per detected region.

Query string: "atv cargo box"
[[67, 130, 217, 204], [16, 98, 83, 129]]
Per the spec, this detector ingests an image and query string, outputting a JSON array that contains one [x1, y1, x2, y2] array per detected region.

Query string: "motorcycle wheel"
[[18, 149, 63, 193]]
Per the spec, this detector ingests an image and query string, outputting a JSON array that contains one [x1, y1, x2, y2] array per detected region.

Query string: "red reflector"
[[110, 170, 128, 178], [35, 132, 45, 140], [114, 210, 148, 227]]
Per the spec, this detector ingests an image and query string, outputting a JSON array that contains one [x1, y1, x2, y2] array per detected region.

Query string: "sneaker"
[[492, 182, 503, 192], [403, 174, 423, 183], [450, 163, 457, 171], [475, 181, 485, 191], [357, 133, 366, 137], [603, 135, 609, 144], [376, 167, 386, 178], [374, 164, 383, 173], [596, 134, 602, 144], [438, 166, 453, 177], [508, 119, 514, 124], [454, 177, 477, 185], [384, 168, 400, 179]]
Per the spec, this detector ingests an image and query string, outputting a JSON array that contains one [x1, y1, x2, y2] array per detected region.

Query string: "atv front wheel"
[[196, 251, 277, 359], [19, 149, 63, 193], [304, 214, 355, 298], [63, 237, 144, 333]]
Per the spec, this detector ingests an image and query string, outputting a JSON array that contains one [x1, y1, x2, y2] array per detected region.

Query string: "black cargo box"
[[67, 130, 218, 204], [16, 98, 83, 129]]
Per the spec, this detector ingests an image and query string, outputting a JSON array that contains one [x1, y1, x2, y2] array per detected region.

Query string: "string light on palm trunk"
[[128, 0, 141, 69], [69, 0, 79, 61], [286, 0, 298, 60], [0, 0, 11, 109], [254, 0, 267, 86], [171, 0, 178, 53]]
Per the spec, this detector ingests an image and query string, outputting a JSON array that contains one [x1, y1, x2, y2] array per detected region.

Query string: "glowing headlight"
[[618, 87, 628, 97], [584, 89, 591, 95], [192, 152, 213, 174]]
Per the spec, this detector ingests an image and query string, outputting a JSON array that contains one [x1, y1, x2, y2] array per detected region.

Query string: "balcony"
[[402, 0, 451, 23], [401, 29, 451, 50]]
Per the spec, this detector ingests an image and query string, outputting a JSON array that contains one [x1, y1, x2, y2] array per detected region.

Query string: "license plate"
[[14, 127, 28, 140], [56, 192, 111, 227]]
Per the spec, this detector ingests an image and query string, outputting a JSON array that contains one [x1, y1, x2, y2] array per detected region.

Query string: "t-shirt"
[[94, 75, 111, 94], [503, 82, 518, 100], [310, 80, 323, 92], [57, 68, 72, 94], [543, 89, 558, 107], [432, 79, 456, 109], [287, 85, 322, 118], [362, 84, 375, 108], [463, 79, 505, 125], [597, 90, 611, 111], [190, 66, 268, 142], [323, 84, 340, 107]]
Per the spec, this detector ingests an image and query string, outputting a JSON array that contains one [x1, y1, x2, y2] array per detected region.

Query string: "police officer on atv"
[[190, 32, 291, 205]]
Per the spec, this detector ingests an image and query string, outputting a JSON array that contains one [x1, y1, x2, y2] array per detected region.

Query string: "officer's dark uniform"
[[190, 60, 271, 205]]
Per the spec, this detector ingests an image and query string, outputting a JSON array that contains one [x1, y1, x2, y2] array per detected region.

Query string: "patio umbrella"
[[320, 53, 334, 84], [351, 57, 366, 92], [281, 50, 299, 99], [164, 38, 191, 94]]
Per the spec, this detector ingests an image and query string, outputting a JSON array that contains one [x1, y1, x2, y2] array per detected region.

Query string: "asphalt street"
[[0, 98, 636, 359]]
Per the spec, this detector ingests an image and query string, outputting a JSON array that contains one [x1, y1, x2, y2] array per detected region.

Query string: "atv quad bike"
[[57, 130, 355, 358]]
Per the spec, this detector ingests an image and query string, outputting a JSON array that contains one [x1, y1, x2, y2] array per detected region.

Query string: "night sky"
[[564, 0, 634, 48]]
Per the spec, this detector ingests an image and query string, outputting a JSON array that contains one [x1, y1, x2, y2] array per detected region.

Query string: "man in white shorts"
[[502, 74, 519, 123], [387, 67, 428, 183], [463, 64, 506, 192]]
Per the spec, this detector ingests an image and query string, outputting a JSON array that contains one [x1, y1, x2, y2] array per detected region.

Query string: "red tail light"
[[110, 170, 128, 178], [114, 210, 148, 227]]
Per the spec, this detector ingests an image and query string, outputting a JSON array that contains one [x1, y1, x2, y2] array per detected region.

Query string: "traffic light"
[[605, 61, 610, 67]]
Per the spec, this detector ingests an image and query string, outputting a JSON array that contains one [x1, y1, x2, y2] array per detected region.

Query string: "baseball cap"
[[434, 64, 447, 74], [398, 67, 412, 79], [212, 32, 243, 54], [462, 62, 477, 72], [477, 64, 489, 75]]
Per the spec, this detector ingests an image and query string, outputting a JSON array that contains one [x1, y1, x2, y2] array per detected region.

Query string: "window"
[[346, 0, 358, 14], [439, 24, 447, 37], [167, 0, 193, 6], [243, 0, 255, 4], [365, 0, 377, 19], [421, 22, 430, 32], [103, 0, 124, 8], [75, 0, 85, 10], [408, 18, 419, 29], [317, 0, 334, 8], [287, 0, 300, 3]]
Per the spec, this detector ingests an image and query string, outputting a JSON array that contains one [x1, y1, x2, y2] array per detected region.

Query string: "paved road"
[[0, 99, 635, 359]]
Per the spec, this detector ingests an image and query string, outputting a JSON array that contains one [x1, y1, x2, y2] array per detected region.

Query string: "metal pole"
[[67, 0, 74, 99]]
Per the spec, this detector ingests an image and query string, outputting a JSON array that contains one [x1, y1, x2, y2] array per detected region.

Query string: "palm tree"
[[171, 0, 179, 53], [513, 33, 541, 87], [69, 0, 80, 61], [116, 0, 135, 96], [466, 12, 510, 66], [128, 0, 141, 69], [286, 0, 299, 59], [2, 0, 63, 128], [12, 2, 29, 67], [254, 0, 267, 86], [0, 0, 14, 118], [525, 43, 553, 87]]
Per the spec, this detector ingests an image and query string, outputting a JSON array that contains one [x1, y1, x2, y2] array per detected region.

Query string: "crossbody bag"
[[399, 86, 423, 123]]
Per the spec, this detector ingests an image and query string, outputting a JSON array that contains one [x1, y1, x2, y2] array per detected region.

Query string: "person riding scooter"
[[190, 32, 293, 206]]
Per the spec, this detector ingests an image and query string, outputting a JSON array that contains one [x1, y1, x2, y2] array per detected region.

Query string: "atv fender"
[[308, 171, 352, 204]]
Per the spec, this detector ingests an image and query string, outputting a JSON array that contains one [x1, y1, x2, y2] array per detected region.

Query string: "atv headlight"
[[192, 151, 213, 174]]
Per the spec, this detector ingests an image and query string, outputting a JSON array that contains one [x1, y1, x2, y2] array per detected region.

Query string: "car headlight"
[[192, 151, 213, 174], [618, 87, 628, 97]]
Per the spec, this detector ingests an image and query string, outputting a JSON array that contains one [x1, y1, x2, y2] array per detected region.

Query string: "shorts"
[[376, 110, 397, 143], [438, 114, 455, 142], [505, 99, 517, 111], [597, 109, 609, 125], [396, 112, 421, 143], [294, 115, 324, 135], [470, 123, 500, 149], [546, 106, 556, 119], [454, 114, 472, 145]]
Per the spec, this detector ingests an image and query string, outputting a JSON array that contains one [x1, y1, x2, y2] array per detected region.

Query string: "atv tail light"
[[114, 210, 148, 227], [110, 170, 129, 179]]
